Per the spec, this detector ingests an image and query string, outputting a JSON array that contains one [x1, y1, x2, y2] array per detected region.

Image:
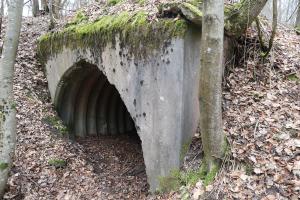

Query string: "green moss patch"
[[107, 0, 123, 6], [158, 166, 211, 193], [0, 162, 9, 170], [66, 11, 88, 27], [43, 115, 68, 135], [180, 139, 192, 161], [38, 11, 188, 62], [48, 158, 67, 168], [287, 74, 300, 83]]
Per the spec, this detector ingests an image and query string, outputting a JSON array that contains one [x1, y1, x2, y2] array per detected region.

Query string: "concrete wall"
[[44, 29, 201, 191]]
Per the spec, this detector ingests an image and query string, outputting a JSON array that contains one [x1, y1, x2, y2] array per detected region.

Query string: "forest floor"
[[1, 12, 300, 200]]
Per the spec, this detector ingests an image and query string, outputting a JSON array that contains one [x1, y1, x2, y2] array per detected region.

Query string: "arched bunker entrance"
[[55, 60, 136, 137], [55, 60, 149, 195]]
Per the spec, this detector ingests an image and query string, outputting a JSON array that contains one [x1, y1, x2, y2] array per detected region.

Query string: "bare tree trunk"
[[0, 0, 4, 37], [49, 0, 55, 29], [199, 0, 226, 176], [32, 0, 39, 17], [53, 0, 61, 18], [0, 0, 23, 196], [296, 0, 300, 27], [41, 0, 49, 13]]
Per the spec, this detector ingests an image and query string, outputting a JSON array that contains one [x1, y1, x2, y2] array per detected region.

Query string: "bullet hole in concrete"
[[120, 61, 123, 66], [113, 68, 116, 73], [143, 112, 146, 117], [140, 80, 144, 86], [133, 99, 136, 107]]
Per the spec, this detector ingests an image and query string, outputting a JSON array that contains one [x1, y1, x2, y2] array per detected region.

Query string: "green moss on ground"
[[0, 162, 8, 170], [38, 11, 188, 62], [198, 160, 219, 186], [48, 158, 67, 168], [159, 140, 228, 193], [66, 11, 88, 27], [43, 115, 68, 135], [136, 0, 145, 5], [107, 0, 123, 6], [287, 74, 299, 82], [158, 163, 218, 193]]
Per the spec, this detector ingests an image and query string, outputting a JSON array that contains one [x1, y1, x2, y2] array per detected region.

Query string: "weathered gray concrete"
[[43, 29, 201, 191]]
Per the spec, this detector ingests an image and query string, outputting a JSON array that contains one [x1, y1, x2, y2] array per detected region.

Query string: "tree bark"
[[32, 0, 39, 17], [199, 0, 225, 173], [296, 0, 300, 27], [0, 0, 4, 37], [0, 0, 23, 196], [48, 0, 55, 29], [41, 0, 49, 13], [53, 0, 61, 18]]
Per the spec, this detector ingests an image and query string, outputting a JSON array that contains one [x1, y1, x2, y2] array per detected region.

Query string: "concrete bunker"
[[38, 15, 202, 191], [55, 60, 136, 137]]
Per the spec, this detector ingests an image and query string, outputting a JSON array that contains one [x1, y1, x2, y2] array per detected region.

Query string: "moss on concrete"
[[38, 11, 188, 62]]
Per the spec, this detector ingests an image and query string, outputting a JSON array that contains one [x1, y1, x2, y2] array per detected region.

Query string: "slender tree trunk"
[[48, 0, 55, 29], [199, 0, 225, 173], [32, 0, 39, 17], [53, 0, 61, 18], [0, 0, 4, 37], [0, 0, 23, 196], [296, 1, 300, 27], [41, 0, 49, 13]]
